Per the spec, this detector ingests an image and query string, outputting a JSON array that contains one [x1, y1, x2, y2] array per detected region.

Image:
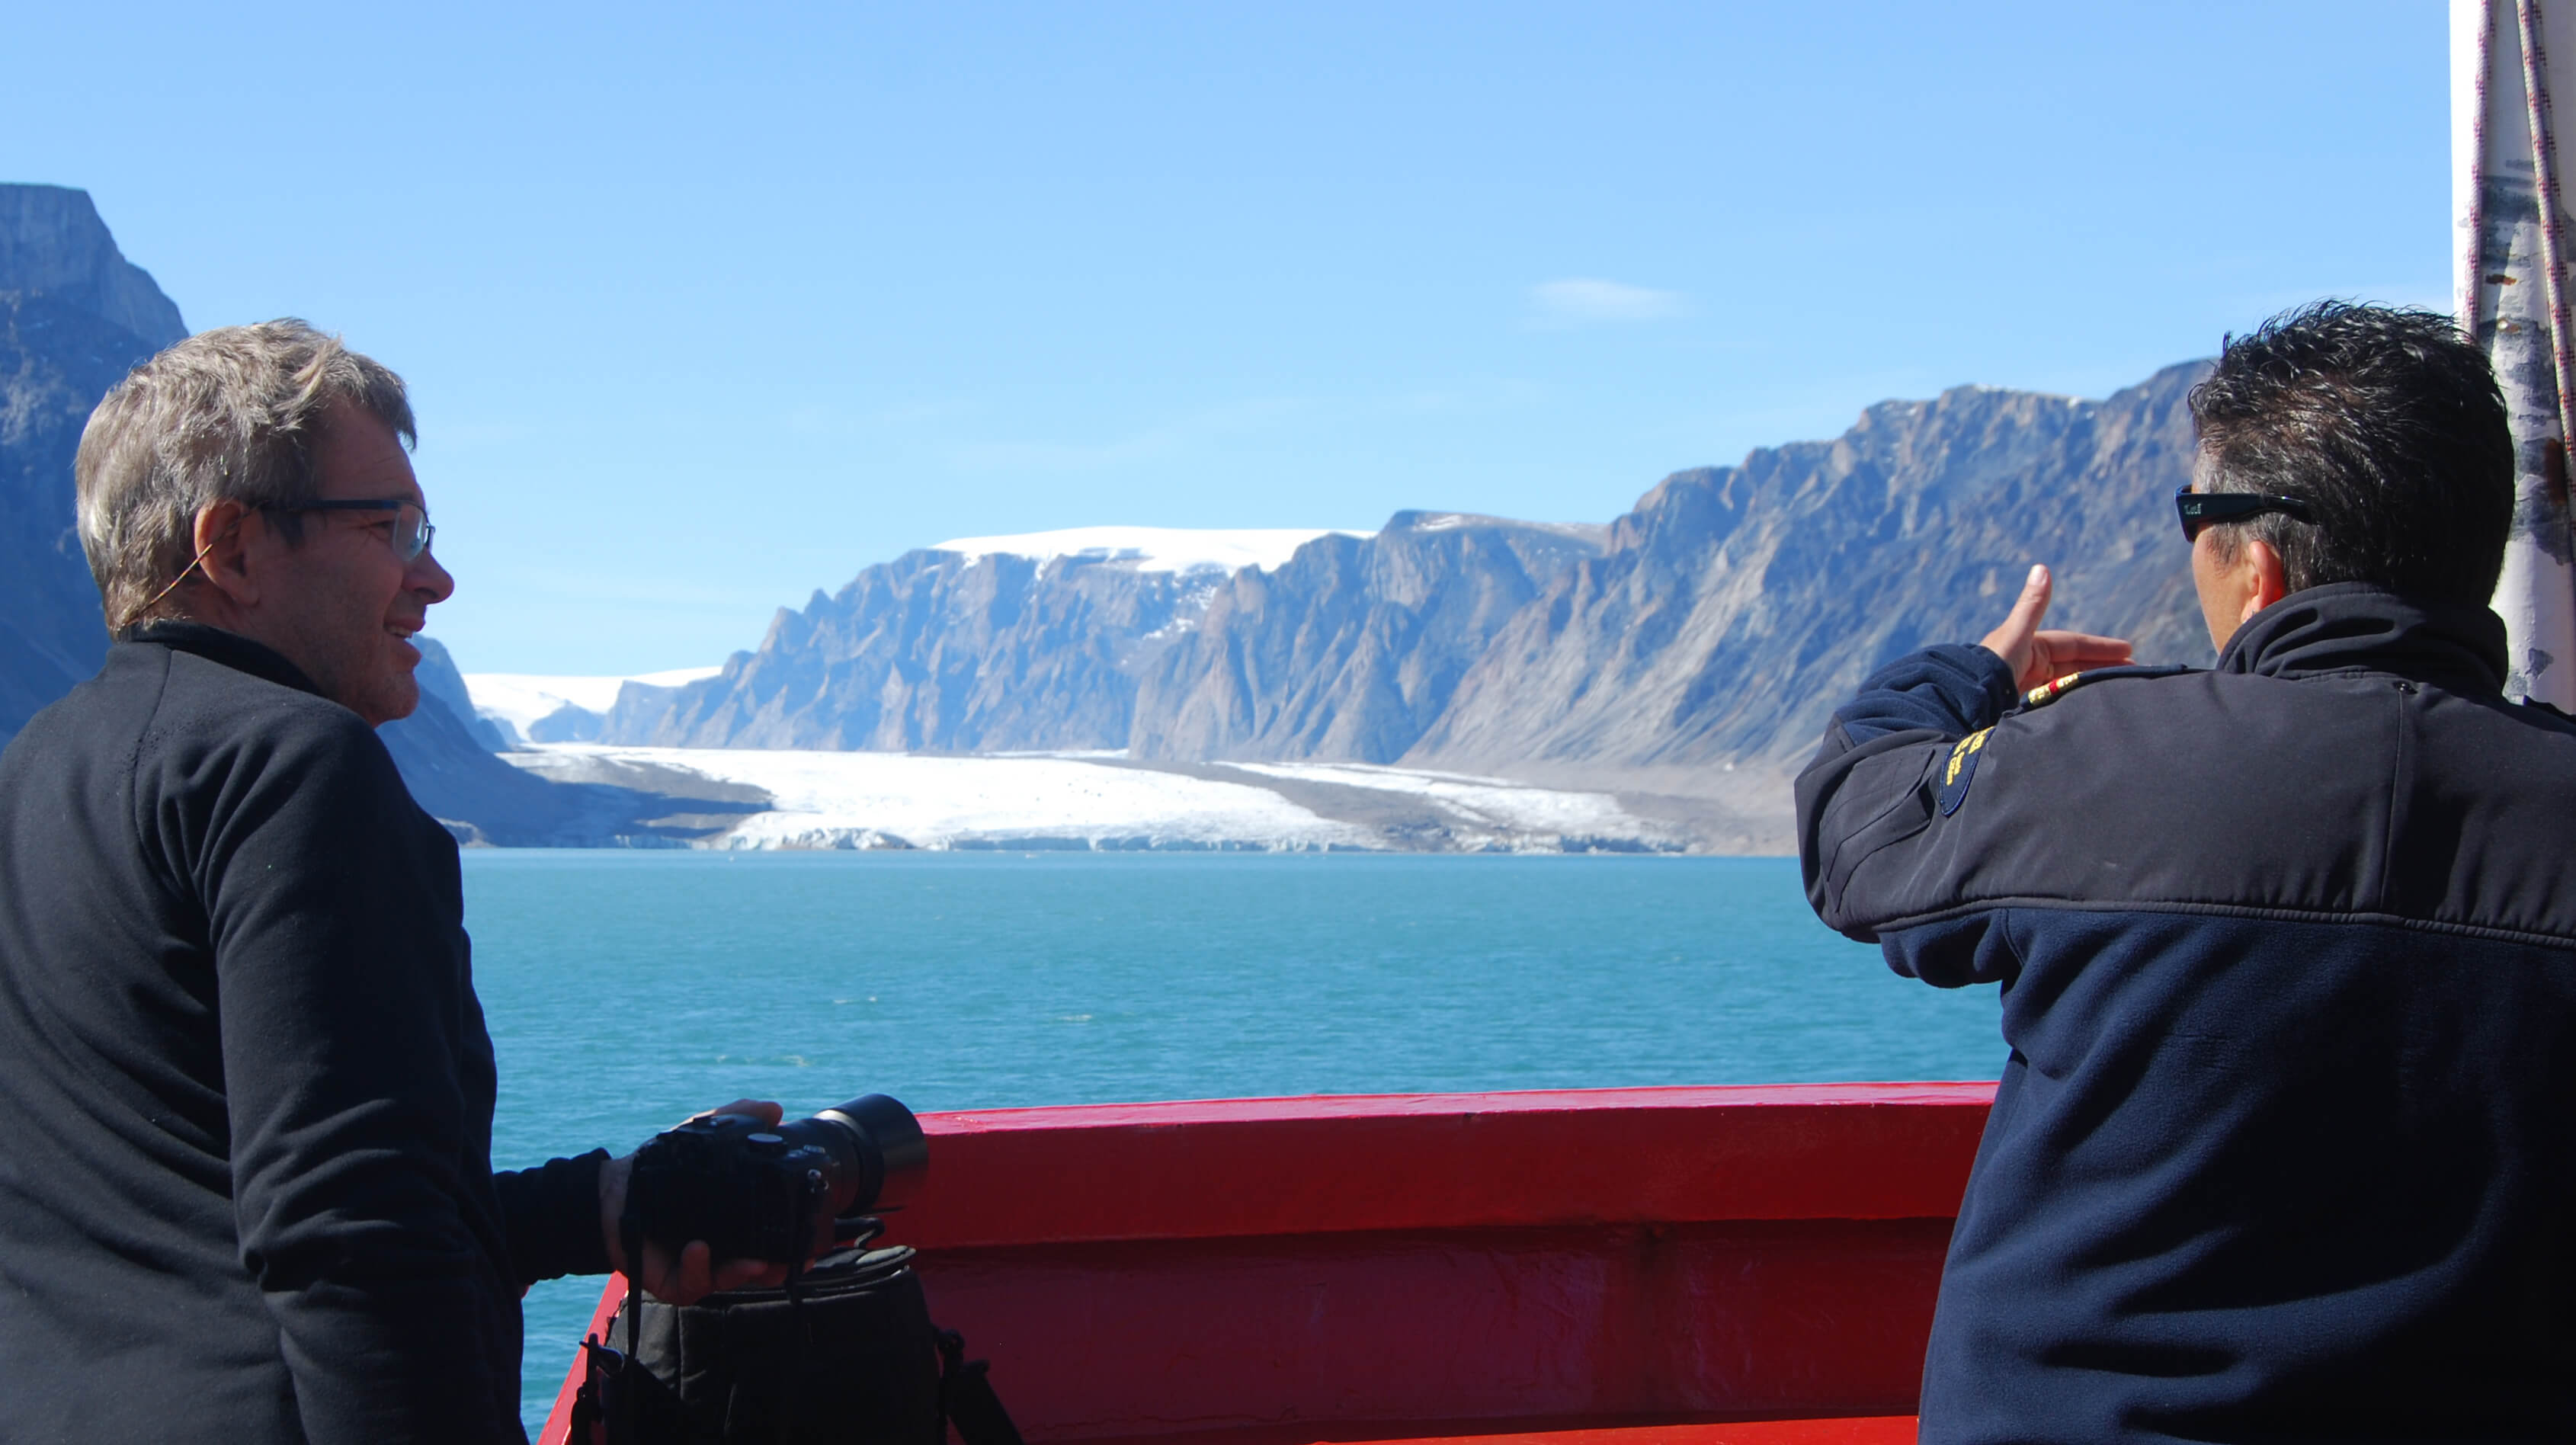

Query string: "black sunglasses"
[[264, 498, 435, 562], [2174, 485, 2316, 543]]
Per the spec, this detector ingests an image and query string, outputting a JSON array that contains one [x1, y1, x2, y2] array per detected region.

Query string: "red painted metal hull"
[[542, 1082, 1993, 1444]]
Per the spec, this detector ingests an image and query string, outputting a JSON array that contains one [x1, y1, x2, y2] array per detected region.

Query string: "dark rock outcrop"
[[408, 636, 512, 751], [378, 687, 763, 847], [375, 691, 565, 841]]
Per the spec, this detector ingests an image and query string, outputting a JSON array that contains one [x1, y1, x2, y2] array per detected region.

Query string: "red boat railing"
[[542, 1081, 1994, 1444]]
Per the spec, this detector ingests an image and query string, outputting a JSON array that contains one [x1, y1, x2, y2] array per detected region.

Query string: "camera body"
[[624, 1094, 928, 1264]]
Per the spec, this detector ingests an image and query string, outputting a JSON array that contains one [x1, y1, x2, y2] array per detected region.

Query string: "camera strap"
[[936, 1329, 1024, 1445], [618, 1210, 647, 1438], [774, 1176, 827, 1440]]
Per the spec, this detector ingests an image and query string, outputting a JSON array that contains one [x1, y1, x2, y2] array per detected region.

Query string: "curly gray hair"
[[75, 319, 415, 631]]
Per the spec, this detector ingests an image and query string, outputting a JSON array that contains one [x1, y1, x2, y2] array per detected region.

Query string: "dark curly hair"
[[2187, 300, 2515, 606]]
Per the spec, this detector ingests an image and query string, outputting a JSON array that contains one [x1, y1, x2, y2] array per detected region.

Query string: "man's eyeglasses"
[[2174, 485, 2316, 543], [268, 499, 436, 562]]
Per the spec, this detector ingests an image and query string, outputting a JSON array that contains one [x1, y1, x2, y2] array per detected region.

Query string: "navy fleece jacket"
[[0, 623, 608, 1443], [1798, 585, 2576, 1443]]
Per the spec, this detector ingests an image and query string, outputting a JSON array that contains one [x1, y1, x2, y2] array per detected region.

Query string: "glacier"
[[498, 744, 1678, 854]]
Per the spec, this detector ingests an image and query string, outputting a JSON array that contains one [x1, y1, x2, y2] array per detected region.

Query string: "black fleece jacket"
[[0, 623, 608, 1443], [1798, 585, 2576, 1443]]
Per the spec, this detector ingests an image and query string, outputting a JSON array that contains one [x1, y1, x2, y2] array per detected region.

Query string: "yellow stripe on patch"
[[1944, 727, 1991, 787]]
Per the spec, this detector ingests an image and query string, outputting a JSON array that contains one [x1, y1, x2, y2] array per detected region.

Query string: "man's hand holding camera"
[[598, 1093, 928, 1306], [598, 1099, 796, 1305]]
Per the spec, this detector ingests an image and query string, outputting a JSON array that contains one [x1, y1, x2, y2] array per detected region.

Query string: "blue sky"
[[6, 2, 2443, 674]]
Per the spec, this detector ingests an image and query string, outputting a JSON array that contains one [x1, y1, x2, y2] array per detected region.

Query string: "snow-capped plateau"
[[927, 525, 1365, 575]]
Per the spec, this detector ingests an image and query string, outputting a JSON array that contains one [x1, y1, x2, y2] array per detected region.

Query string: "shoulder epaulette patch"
[[1937, 727, 1992, 816], [2013, 663, 2197, 714], [2025, 671, 2085, 707]]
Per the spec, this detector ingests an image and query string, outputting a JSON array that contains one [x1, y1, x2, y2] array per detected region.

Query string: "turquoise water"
[[469, 851, 2005, 1432]]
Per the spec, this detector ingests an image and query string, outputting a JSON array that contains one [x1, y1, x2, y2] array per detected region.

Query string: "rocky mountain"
[[7, 185, 2219, 857], [0, 185, 186, 739], [1128, 514, 1606, 763], [602, 530, 1342, 750], [598, 369, 2208, 850], [1408, 367, 2209, 786], [606, 517, 1610, 758]]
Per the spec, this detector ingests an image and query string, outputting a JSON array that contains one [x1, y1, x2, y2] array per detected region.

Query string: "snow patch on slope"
[[928, 526, 1363, 575]]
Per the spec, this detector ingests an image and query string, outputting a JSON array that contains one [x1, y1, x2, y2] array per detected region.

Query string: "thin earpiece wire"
[[116, 522, 236, 634]]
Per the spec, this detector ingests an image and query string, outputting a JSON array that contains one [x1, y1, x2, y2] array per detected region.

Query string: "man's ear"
[[2237, 537, 2290, 626], [191, 501, 260, 607]]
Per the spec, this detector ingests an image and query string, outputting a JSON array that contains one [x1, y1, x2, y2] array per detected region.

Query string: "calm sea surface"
[[471, 851, 2005, 1431]]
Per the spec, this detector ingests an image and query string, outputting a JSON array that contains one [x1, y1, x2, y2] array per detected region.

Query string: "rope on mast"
[[2467, 0, 2495, 337], [2517, 0, 2576, 444]]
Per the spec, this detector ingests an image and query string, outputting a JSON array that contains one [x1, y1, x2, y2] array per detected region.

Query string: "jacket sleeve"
[[180, 709, 524, 1443], [1796, 644, 2019, 984], [495, 1150, 613, 1286]]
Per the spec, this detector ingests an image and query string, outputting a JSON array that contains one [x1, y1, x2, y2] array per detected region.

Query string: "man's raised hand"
[[1978, 564, 2133, 691]]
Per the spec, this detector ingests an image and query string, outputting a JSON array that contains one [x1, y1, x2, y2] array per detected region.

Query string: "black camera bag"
[[572, 1239, 1020, 1445]]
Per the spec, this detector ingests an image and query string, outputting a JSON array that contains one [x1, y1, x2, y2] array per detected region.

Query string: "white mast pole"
[[2458, 0, 2576, 707]]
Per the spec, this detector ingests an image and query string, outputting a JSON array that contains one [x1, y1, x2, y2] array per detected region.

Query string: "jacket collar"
[[119, 620, 326, 700], [2216, 582, 2509, 694]]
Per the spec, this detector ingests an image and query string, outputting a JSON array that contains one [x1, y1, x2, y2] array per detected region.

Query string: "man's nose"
[[409, 548, 456, 604]]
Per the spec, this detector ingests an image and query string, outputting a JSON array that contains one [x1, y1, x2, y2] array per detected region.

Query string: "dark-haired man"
[[0, 321, 780, 1443], [1799, 301, 2576, 1442]]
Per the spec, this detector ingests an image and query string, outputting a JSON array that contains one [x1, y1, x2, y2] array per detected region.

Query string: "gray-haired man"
[[0, 320, 774, 1442]]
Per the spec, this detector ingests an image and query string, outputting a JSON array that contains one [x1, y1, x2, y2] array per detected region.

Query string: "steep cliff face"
[[0, 186, 187, 739], [0, 188, 644, 843], [619, 514, 1610, 765], [1129, 514, 1606, 763], [604, 548, 1223, 750], [1405, 364, 2209, 777], [0, 187, 185, 344]]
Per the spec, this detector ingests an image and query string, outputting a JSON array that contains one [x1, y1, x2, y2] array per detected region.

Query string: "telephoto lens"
[[624, 1094, 930, 1264], [801, 1094, 931, 1217]]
